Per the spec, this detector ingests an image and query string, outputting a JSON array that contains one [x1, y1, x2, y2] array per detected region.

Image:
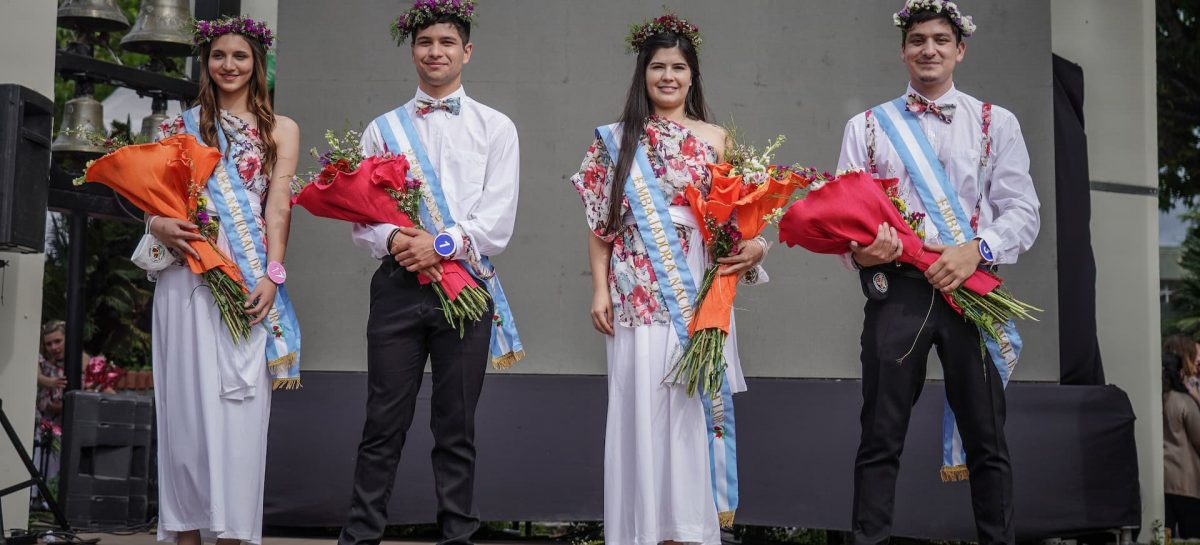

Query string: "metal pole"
[[64, 209, 86, 391], [59, 209, 87, 508]]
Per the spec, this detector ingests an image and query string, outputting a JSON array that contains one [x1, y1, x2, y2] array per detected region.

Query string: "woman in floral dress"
[[149, 17, 299, 545], [569, 15, 769, 545]]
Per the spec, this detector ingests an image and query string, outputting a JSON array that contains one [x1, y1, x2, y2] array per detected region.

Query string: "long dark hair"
[[196, 35, 277, 179], [1165, 352, 1188, 395], [604, 33, 709, 235]]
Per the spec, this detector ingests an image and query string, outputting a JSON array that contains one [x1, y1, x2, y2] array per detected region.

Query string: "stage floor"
[[75, 534, 556, 545]]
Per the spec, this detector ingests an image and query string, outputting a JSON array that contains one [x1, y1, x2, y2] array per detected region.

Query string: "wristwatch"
[[433, 232, 458, 258], [266, 260, 288, 285], [976, 238, 994, 264]]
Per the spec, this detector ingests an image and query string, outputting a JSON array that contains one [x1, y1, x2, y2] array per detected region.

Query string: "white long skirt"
[[152, 264, 270, 544], [603, 221, 748, 545]]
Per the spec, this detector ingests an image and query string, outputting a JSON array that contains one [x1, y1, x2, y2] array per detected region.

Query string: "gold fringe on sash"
[[939, 464, 969, 482], [491, 349, 526, 370], [718, 510, 735, 529], [267, 352, 296, 374], [268, 352, 300, 390], [271, 377, 302, 390]]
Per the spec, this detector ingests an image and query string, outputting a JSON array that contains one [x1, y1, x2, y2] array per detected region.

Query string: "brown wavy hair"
[[195, 35, 277, 179], [1164, 334, 1199, 377]]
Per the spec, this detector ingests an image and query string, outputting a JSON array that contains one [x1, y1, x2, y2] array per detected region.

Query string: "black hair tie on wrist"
[[386, 228, 401, 255]]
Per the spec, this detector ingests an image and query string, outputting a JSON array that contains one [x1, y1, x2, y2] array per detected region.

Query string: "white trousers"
[[152, 265, 270, 544]]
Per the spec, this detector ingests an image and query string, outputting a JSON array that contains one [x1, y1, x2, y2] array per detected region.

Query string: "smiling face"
[[411, 22, 472, 95], [901, 17, 965, 94], [207, 34, 256, 95], [644, 46, 692, 114], [43, 330, 65, 362]]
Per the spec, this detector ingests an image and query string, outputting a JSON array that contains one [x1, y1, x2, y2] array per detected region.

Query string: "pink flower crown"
[[893, 0, 976, 37], [626, 12, 701, 54], [391, 0, 477, 45], [192, 15, 275, 50]]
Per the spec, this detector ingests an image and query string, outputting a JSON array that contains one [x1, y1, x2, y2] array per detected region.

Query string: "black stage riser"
[[263, 373, 1138, 542]]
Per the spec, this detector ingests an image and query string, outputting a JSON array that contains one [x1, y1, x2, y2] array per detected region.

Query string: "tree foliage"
[[42, 212, 153, 368], [1158, 0, 1200, 210], [1170, 212, 1200, 335]]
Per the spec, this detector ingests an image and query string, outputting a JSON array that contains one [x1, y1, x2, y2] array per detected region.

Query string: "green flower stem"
[[203, 268, 251, 343], [949, 286, 1042, 345], [668, 327, 729, 398], [434, 284, 492, 337]]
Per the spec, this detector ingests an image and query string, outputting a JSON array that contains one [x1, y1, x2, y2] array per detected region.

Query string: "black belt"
[[859, 263, 923, 300], [862, 262, 925, 280]]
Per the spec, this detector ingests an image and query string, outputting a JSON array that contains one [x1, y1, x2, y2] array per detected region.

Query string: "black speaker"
[[60, 391, 156, 530], [0, 84, 53, 253]]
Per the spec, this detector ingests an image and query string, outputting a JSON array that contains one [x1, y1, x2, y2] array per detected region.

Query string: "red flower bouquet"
[[777, 170, 1038, 341], [291, 130, 489, 329]]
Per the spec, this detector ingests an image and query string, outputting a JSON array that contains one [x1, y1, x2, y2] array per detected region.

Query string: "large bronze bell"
[[140, 98, 171, 142], [57, 0, 130, 33], [120, 0, 194, 58], [52, 95, 107, 158]]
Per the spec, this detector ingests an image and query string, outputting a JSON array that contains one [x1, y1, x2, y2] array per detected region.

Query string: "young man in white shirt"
[[339, 3, 520, 544], [837, 2, 1040, 544]]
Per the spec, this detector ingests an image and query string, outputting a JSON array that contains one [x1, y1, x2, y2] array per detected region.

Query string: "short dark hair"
[[412, 14, 471, 44], [901, 10, 963, 43]]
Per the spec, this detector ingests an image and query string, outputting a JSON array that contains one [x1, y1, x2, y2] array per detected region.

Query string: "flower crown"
[[391, 0, 477, 45], [192, 15, 275, 50], [893, 0, 976, 37], [626, 12, 701, 54]]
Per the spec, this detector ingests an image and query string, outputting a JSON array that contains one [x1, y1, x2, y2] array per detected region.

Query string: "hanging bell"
[[56, 0, 130, 34], [120, 0, 195, 58], [140, 98, 171, 142], [52, 95, 107, 158]]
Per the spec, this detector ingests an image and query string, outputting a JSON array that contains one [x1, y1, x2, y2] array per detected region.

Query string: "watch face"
[[434, 233, 456, 258], [979, 240, 994, 261], [267, 262, 287, 284]]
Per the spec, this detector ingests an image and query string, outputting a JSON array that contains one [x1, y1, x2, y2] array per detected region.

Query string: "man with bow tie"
[[341, 2, 521, 545], [835, 2, 1040, 544]]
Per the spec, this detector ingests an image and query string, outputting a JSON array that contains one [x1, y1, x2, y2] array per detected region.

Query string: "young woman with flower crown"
[[150, 16, 301, 545], [569, 13, 769, 545]]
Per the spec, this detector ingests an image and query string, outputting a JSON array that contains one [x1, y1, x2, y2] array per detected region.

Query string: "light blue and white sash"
[[871, 97, 1021, 481], [372, 106, 525, 368], [183, 107, 302, 389], [598, 123, 740, 525]]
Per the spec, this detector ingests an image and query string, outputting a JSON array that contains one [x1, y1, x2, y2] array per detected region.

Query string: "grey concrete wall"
[[0, 0, 55, 529], [275, 0, 1059, 379]]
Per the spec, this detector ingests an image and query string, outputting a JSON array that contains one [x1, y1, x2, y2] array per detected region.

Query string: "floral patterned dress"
[[36, 355, 64, 426], [570, 116, 752, 545], [162, 111, 270, 223], [570, 115, 714, 327]]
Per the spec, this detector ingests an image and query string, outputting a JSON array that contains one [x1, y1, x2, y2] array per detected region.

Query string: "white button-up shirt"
[[352, 86, 520, 261], [838, 84, 1040, 265]]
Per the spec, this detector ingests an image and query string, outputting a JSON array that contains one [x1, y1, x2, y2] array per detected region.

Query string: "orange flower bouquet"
[[79, 134, 251, 341], [667, 135, 813, 397]]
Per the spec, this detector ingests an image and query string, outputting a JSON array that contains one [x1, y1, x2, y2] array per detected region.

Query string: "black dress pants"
[[338, 260, 493, 545], [1166, 493, 1200, 539], [852, 266, 1014, 545]]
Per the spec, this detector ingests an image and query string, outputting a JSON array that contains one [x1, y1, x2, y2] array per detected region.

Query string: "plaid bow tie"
[[906, 93, 956, 124], [415, 97, 462, 117]]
